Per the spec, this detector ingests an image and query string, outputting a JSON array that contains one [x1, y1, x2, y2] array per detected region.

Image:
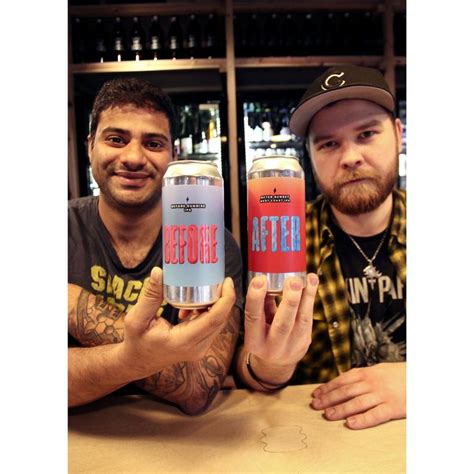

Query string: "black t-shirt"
[[68, 196, 243, 333], [329, 215, 406, 367]]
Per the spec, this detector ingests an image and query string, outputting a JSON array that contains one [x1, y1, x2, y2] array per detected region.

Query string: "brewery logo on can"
[[162, 160, 224, 308], [247, 155, 306, 294]]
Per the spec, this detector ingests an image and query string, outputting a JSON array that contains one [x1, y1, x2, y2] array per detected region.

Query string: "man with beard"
[[68, 78, 243, 414], [236, 66, 406, 430]]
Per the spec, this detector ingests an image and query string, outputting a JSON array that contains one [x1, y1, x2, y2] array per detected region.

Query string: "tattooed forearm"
[[202, 355, 225, 379], [136, 307, 241, 415], [69, 287, 125, 347], [136, 362, 186, 395]]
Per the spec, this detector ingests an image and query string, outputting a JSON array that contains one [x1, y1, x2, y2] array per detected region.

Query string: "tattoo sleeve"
[[68, 284, 125, 346], [68, 283, 241, 414], [136, 306, 241, 415]]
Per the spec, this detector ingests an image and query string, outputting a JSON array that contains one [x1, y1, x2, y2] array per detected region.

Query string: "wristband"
[[245, 352, 292, 391]]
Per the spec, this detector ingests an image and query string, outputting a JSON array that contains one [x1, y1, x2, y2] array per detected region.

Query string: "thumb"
[[126, 267, 164, 333]]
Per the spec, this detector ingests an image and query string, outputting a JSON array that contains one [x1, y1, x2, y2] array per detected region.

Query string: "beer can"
[[247, 155, 306, 294], [162, 160, 225, 309]]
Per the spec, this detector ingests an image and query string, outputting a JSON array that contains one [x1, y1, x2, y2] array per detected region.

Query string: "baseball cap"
[[289, 65, 395, 137]]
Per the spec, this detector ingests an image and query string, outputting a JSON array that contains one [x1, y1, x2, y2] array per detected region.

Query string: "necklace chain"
[[343, 227, 389, 290], [346, 228, 388, 265]]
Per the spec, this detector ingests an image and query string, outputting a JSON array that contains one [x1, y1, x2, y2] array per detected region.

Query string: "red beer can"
[[247, 155, 306, 294]]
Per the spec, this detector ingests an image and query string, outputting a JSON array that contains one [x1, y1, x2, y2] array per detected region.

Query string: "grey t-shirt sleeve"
[[224, 229, 243, 311]]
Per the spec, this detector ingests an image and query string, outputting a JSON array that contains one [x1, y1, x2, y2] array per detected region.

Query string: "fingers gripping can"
[[162, 160, 225, 308], [247, 155, 306, 294]]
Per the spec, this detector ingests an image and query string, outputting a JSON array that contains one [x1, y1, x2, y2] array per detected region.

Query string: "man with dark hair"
[[236, 66, 406, 430], [68, 78, 243, 415]]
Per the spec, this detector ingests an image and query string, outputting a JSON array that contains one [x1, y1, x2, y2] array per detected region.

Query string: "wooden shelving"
[[69, 0, 406, 16], [69, 2, 225, 18], [70, 58, 227, 74], [235, 56, 384, 69], [232, 0, 406, 11], [69, 56, 406, 74]]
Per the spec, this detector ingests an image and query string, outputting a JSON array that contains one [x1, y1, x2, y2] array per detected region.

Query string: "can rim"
[[252, 155, 299, 161], [168, 160, 218, 167]]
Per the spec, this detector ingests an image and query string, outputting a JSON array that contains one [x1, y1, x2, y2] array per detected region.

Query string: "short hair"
[[89, 77, 178, 142]]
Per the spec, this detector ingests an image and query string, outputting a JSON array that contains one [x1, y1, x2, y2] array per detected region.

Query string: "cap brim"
[[289, 86, 395, 137]]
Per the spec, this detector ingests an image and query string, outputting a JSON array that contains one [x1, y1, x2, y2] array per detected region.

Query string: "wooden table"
[[69, 384, 405, 473]]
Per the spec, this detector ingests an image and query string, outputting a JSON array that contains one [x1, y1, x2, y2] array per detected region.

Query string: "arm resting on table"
[[68, 345, 135, 407]]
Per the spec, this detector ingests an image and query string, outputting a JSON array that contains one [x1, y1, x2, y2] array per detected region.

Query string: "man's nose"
[[339, 142, 363, 169], [121, 141, 146, 169]]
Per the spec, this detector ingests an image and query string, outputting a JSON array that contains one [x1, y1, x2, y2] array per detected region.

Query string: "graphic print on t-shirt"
[[89, 264, 167, 316], [329, 217, 406, 367]]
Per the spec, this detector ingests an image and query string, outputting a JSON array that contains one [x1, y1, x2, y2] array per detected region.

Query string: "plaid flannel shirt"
[[292, 189, 406, 384]]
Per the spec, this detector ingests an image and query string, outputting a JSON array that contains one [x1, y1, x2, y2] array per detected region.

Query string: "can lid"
[[168, 160, 218, 167], [248, 154, 303, 176], [252, 154, 299, 162], [164, 159, 222, 181]]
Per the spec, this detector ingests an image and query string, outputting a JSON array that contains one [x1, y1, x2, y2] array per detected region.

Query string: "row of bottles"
[[174, 103, 222, 159], [71, 14, 223, 63], [243, 101, 299, 143], [243, 101, 303, 175], [71, 10, 406, 64], [234, 11, 385, 57]]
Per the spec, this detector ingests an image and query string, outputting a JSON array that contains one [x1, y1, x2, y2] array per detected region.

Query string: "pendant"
[[363, 263, 382, 290]]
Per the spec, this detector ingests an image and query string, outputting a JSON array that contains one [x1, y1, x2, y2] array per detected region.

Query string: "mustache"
[[335, 171, 380, 187], [109, 166, 157, 177]]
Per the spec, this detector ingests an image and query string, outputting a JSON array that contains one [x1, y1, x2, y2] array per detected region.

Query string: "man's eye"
[[106, 136, 125, 145], [320, 140, 337, 150], [359, 130, 375, 139], [147, 141, 164, 149]]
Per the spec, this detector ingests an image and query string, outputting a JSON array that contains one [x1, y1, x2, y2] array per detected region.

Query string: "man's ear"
[[304, 138, 312, 160], [394, 118, 403, 154], [171, 141, 178, 162], [87, 135, 94, 164]]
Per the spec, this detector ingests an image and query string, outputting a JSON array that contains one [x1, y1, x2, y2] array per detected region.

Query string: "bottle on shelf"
[[276, 107, 291, 139], [149, 15, 164, 60], [301, 13, 316, 56], [245, 13, 261, 57], [184, 14, 201, 59], [263, 13, 280, 57], [112, 16, 127, 62], [361, 10, 383, 55], [178, 105, 194, 157], [195, 108, 211, 154], [92, 18, 108, 63], [281, 13, 299, 56], [252, 103, 264, 142], [71, 17, 87, 64], [261, 105, 274, 141], [207, 108, 221, 154], [130, 16, 146, 61], [394, 11, 406, 56], [233, 14, 244, 57], [323, 12, 338, 55], [167, 16, 183, 59], [341, 12, 355, 55], [203, 13, 218, 59], [372, 11, 384, 55]]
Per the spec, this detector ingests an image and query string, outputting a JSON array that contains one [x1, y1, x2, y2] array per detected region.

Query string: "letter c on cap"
[[321, 72, 346, 91]]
